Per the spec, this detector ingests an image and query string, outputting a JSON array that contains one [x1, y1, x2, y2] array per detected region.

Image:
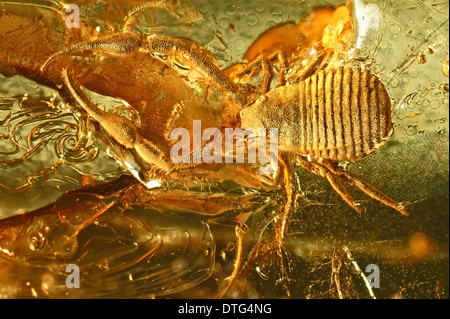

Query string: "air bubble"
[[272, 5, 283, 15], [234, 38, 247, 51], [220, 17, 232, 28], [407, 68, 418, 78], [430, 88, 442, 98], [265, 21, 276, 30], [198, 3, 209, 13], [438, 132, 449, 143], [390, 79, 399, 88], [390, 23, 401, 35], [436, 125, 445, 134], [247, 13, 259, 26], [201, 20, 211, 30], [441, 83, 449, 94], [272, 14, 282, 23], [380, 41, 389, 50], [225, 4, 237, 16], [385, 48, 394, 57], [431, 100, 440, 109], [405, 126, 417, 136], [255, 1, 265, 12]]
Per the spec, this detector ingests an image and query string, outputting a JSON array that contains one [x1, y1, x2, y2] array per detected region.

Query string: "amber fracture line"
[[0, 109, 13, 126], [28, 122, 73, 145], [0, 160, 64, 191], [71, 116, 91, 152], [72, 200, 118, 238], [0, 142, 19, 157], [0, 140, 47, 164]]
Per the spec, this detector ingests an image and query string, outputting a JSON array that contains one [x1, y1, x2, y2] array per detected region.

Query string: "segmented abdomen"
[[242, 67, 392, 161]]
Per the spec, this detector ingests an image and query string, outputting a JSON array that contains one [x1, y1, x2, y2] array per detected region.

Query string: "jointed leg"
[[277, 154, 300, 244], [319, 159, 409, 216], [238, 50, 287, 95], [260, 58, 274, 95], [41, 30, 246, 112], [295, 155, 409, 216], [295, 155, 362, 214], [40, 32, 145, 72], [276, 51, 287, 87], [123, 0, 203, 31], [289, 49, 333, 83], [146, 35, 246, 106], [274, 153, 299, 296]]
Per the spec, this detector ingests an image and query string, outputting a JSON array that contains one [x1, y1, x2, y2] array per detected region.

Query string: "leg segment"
[[146, 35, 246, 106], [260, 57, 274, 95], [123, 0, 203, 31], [294, 155, 409, 216], [40, 32, 145, 72], [238, 50, 287, 95], [41, 31, 246, 116], [289, 49, 333, 83], [277, 153, 300, 243], [295, 155, 362, 214], [320, 159, 409, 216], [278, 153, 300, 296]]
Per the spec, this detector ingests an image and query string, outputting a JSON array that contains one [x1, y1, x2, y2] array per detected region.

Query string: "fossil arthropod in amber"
[[0, 0, 418, 299]]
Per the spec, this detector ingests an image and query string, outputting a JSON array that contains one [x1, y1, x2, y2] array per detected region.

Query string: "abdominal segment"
[[241, 67, 392, 161]]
